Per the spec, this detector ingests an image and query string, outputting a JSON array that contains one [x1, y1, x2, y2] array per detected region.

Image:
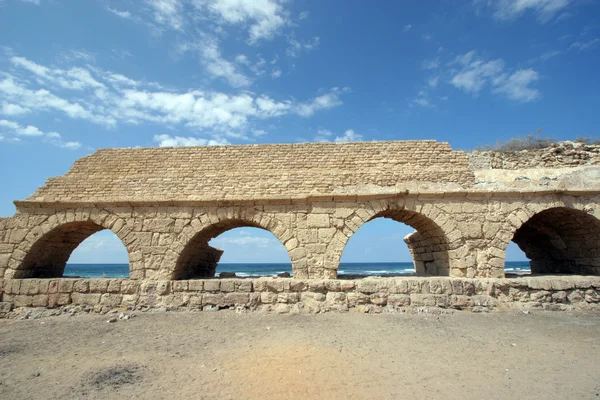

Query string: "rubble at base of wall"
[[1, 276, 599, 318]]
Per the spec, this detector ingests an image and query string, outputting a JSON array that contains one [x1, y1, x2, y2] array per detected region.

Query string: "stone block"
[[32, 294, 48, 307], [58, 279, 75, 293], [21, 279, 40, 295], [48, 280, 59, 294], [121, 294, 139, 307], [48, 293, 71, 307], [188, 280, 203, 292], [346, 292, 370, 306], [107, 280, 122, 293], [71, 293, 102, 306], [370, 294, 388, 305], [100, 293, 123, 307], [266, 280, 284, 293], [357, 280, 378, 294], [74, 280, 90, 293], [340, 280, 355, 291], [277, 293, 300, 303], [224, 293, 250, 305], [236, 280, 253, 292], [388, 294, 411, 307], [121, 280, 141, 294], [13, 295, 33, 307], [203, 293, 224, 306], [261, 292, 278, 304], [172, 281, 189, 292], [220, 280, 235, 293], [204, 280, 220, 292], [89, 280, 108, 293], [307, 214, 330, 228], [156, 281, 171, 295]]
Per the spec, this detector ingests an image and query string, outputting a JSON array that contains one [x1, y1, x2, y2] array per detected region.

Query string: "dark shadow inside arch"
[[340, 209, 450, 277], [16, 221, 130, 279], [510, 207, 600, 276], [173, 220, 292, 280]]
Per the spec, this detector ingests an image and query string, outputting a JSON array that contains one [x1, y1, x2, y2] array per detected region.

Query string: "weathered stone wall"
[[469, 141, 600, 170], [26, 141, 475, 203], [1, 276, 599, 314], [1, 194, 599, 280]]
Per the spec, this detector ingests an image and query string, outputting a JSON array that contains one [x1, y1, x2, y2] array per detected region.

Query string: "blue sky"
[[1, 0, 599, 264]]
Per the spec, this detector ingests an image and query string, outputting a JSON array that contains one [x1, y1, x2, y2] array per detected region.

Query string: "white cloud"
[[422, 58, 440, 70], [314, 129, 332, 142], [1, 53, 347, 141], [271, 69, 282, 78], [183, 36, 253, 87], [428, 76, 440, 88], [449, 50, 540, 102], [107, 7, 133, 20], [193, 0, 289, 43], [298, 11, 309, 20], [1, 102, 30, 116], [212, 234, 274, 248], [294, 87, 347, 117], [0, 119, 81, 148], [145, 0, 184, 30], [286, 36, 320, 57], [19, 0, 41, 4], [411, 90, 435, 108], [153, 134, 229, 147], [570, 38, 600, 51], [492, 69, 540, 102], [335, 129, 363, 143], [10, 56, 105, 91], [475, 0, 572, 22], [403, 24, 412, 32]]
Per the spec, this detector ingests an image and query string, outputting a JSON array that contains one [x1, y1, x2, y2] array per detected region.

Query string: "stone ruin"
[[0, 140, 599, 313]]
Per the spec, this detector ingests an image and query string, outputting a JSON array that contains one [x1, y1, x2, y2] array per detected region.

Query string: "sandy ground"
[[1, 310, 599, 400]]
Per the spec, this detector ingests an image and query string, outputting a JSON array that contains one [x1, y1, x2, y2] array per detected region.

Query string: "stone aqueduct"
[[1, 140, 599, 283]]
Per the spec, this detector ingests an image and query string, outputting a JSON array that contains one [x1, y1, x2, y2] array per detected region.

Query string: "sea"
[[63, 261, 532, 278]]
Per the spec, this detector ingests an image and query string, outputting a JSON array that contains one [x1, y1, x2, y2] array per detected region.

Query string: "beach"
[[1, 309, 599, 399]]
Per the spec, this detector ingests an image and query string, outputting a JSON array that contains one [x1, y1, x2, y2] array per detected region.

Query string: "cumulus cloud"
[[1, 53, 347, 140], [403, 24, 412, 32], [0, 119, 81, 149], [1, 102, 30, 116], [153, 134, 229, 147], [475, 0, 572, 22], [194, 0, 290, 43], [145, 0, 184, 30], [286, 36, 320, 58], [180, 36, 253, 87], [334, 129, 363, 142], [449, 50, 540, 102], [294, 87, 348, 117], [492, 69, 540, 102]]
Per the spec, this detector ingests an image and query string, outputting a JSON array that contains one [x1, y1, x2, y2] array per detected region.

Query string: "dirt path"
[[1, 310, 599, 399]]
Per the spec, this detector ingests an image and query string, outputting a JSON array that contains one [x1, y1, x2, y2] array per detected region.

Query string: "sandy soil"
[[1, 309, 599, 400]]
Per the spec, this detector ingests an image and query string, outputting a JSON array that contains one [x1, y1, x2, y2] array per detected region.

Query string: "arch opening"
[[510, 207, 600, 275], [15, 221, 130, 279], [174, 220, 292, 279], [340, 209, 450, 277]]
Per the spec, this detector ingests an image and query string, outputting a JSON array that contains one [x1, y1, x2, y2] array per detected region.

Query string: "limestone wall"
[[469, 141, 600, 170], [24, 141, 475, 203], [1, 276, 599, 315], [2, 194, 599, 280]]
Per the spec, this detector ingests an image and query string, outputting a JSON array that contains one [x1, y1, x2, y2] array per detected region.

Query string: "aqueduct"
[[1, 140, 599, 313]]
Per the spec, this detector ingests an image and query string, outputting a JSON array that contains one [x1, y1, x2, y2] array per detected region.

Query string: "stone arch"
[[329, 200, 454, 278], [7, 210, 136, 279], [171, 213, 294, 280], [500, 204, 600, 275]]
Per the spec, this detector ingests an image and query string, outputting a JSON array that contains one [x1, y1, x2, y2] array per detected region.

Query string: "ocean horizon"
[[63, 261, 532, 278]]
